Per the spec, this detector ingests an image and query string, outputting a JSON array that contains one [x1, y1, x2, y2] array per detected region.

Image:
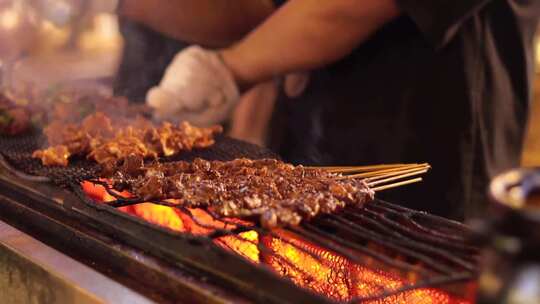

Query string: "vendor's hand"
[[146, 46, 240, 126], [284, 73, 310, 98]]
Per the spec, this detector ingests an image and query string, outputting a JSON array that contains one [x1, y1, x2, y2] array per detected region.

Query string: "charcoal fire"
[[81, 181, 477, 303]]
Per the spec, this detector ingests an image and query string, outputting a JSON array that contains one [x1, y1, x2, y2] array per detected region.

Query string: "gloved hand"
[[146, 46, 240, 127]]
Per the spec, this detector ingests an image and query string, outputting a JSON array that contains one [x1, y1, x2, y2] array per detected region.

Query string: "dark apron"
[[271, 12, 531, 220], [113, 18, 189, 102]]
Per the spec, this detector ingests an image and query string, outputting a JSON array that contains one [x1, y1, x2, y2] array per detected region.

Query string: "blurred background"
[[524, 45, 540, 166], [1, 1, 539, 165]]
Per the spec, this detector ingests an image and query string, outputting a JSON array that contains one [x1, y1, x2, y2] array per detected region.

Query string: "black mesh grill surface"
[[0, 129, 277, 186]]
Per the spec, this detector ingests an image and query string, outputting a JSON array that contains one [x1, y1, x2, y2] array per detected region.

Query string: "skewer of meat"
[[109, 156, 375, 228]]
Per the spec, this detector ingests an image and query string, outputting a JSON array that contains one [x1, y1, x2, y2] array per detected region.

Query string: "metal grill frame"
[[0, 131, 479, 303], [83, 179, 478, 303], [0, 170, 332, 304], [0, 131, 279, 187]]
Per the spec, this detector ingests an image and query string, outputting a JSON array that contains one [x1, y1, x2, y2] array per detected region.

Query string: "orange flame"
[[81, 181, 475, 303]]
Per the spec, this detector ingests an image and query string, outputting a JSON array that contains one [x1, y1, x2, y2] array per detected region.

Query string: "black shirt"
[[113, 18, 188, 102], [271, 0, 539, 219]]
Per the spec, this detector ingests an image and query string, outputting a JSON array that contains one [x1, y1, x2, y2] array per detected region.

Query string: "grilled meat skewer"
[[109, 156, 375, 228]]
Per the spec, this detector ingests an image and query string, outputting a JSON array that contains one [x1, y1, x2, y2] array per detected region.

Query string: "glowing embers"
[[81, 181, 473, 303], [262, 230, 353, 300], [216, 231, 260, 263], [261, 231, 473, 303], [81, 180, 261, 262]]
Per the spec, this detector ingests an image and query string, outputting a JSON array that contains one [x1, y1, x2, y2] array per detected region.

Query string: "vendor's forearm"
[[221, 0, 400, 86], [119, 0, 275, 48]]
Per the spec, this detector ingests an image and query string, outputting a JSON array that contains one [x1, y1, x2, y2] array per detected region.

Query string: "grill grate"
[[0, 130, 478, 303], [83, 180, 478, 303], [0, 129, 277, 186]]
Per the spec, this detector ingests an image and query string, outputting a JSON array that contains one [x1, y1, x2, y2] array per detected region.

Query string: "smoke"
[[0, 1, 124, 106]]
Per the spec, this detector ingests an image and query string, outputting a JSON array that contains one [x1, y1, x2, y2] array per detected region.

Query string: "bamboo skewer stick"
[[321, 164, 418, 174], [311, 161, 431, 191], [354, 164, 429, 178], [326, 165, 417, 174], [365, 166, 431, 182], [367, 169, 429, 187], [334, 163, 430, 180], [308, 164, 412, 170], [359, 166, 430, 181], [372, 178, 423, 192]]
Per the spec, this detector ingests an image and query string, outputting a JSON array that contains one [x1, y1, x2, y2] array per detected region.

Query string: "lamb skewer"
[[104, 156, 429, 229]]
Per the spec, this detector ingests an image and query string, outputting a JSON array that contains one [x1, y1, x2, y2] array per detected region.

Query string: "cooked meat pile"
[[3, 88, 222, 166], [109, 156, 375, 228], [32, 112, 222, 166]]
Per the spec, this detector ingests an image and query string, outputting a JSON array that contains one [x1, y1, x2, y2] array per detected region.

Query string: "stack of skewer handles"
[[312, 163, 431, 192]]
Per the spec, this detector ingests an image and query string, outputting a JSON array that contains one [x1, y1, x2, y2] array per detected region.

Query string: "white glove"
[[146, 46, 240, 127]]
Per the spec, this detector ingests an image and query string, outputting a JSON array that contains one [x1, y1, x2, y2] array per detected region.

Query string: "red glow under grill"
[[82, 181, 476, 303]]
